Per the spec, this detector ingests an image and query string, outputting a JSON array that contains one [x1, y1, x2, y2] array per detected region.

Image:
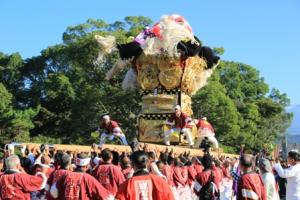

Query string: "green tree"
[[192, 61, 293, 152], [18, 16, 150, 144], [0, 83, 37, 145], [192, 72, 240, 153]]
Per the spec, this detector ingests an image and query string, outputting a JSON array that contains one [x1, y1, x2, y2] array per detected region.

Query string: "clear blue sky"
[[1, 0, 300, 105]]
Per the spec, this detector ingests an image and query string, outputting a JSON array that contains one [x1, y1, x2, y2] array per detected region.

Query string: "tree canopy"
[[0, 16, 293, 153]]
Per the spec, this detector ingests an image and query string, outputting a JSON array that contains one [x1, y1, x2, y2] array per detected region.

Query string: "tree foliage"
[[0, 83, 37, 144], [192, 61, 293, 152], [0, 16, 293, 152]]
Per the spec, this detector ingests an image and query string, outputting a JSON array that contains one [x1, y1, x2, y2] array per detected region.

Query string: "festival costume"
[[195, 119, 219, 148], [237, 171, 267, 200], [116, 172, 175, 200], [50, 170, 113, 200], [194, 169, 220, 194], [92, 163, 125, 196], [164, 112, 194, 146], [0, 170, 47, 200], [99, 120, 128, 147], [46, 169, 70, 200]]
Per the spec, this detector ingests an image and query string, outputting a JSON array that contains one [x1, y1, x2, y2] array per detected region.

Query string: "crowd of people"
[[1, 142, 300, 200]]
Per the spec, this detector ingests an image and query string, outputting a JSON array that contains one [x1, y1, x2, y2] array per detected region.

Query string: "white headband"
[[103, 115, 110, 120], [174, 105, 181, 110], [75, 158, 91, 166]]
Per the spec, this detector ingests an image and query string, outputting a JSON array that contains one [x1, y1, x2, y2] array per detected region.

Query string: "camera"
[[199, 137, 212, 153]]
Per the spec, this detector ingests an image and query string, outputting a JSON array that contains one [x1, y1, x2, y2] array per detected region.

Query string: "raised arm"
[[274, 163, 297, 178]]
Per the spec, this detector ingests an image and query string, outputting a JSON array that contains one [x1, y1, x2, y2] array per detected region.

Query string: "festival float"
[[96, 14, 220, 147]]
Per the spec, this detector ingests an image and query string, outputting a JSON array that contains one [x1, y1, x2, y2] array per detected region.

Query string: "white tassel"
[[94, 35, 116, 54], [94, 35, 117, 65], [105, 59, 131, 80], [122, 68, 137, 90]]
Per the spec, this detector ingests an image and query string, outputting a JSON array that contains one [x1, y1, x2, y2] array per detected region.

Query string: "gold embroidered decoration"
[[159, 66, 183, 90], [181, 56, 207, 95], [137, 64, 159, 90]]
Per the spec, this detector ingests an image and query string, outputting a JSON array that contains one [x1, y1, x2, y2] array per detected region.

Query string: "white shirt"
[[261, 172, 279, 200], [274, 163, 300, 200]]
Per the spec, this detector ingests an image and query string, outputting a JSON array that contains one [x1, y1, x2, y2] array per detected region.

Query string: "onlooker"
[[274, 151, 300, 200], [258, 158, 279, 200], [274, 161, 287, 199]]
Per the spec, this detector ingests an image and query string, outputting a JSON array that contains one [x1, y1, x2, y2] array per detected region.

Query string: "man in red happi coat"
[[188, 163, 197, 186], [237, 154, 267, 200], [116, 151, 175, 200], [120, 155, 134, 179], [160, 152, 175, 187], [0, 155, 47, 200], [194, 154, 220, 197], [164, 105, 194, 147], [195, 117, 219, 148], [98, 115, 128, 147], [50, 153, 113, 200], [46, 152, 72, 200], [192, 156, 204, 174], [92, 148, 125, 196], [173, 158, 187, 187]]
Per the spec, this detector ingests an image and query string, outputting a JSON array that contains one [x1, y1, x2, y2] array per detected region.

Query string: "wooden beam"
[[20, 143, 237, 158]]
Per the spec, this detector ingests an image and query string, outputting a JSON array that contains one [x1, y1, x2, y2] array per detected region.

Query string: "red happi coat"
[[162, 164, 175, 186], [181, 166, 189, 184], [212, 166, 223, 190], [46, 169, 70, 200], [55, 171, 112, 200], [188, 165, 197, 186], [194, 163, 204, 174], [116, 174, 175, 200], [116, 164, 122, 171], [237, 172, 267, 200], [0, 171, 45, 200], [195, 169, 220, 190], [122, 167, 133, 179], [92, 163, 125, 196], [196, 119, 214, 132], [168, 113, 190, 129], [173, 166, 187, 187], [47, 169, 70, 186], [100, 121, 119, 134]]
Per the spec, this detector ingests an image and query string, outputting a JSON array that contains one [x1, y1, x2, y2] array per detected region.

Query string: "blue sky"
[[1, 0, 300, 105]]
